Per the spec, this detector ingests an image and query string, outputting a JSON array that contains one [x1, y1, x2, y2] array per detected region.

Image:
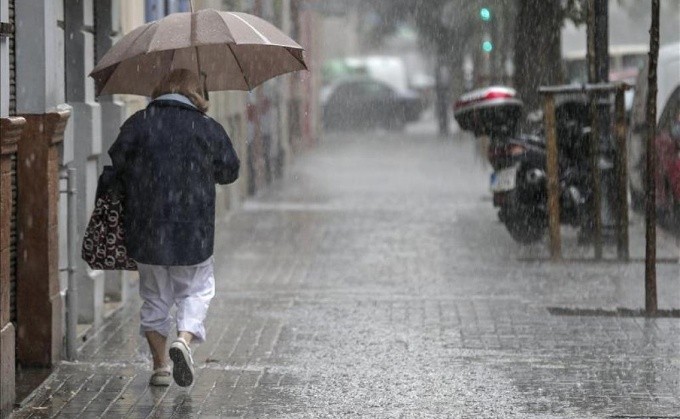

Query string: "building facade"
[[0, 0, 321, 416], [1, 1, 72, 415]]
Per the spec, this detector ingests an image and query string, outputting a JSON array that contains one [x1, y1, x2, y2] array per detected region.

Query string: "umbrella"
[[89, 9, 307, 96]]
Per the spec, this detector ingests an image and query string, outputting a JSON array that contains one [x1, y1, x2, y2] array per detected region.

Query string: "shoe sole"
[[149, 375, 171, 387], [169, 345, 194, 387]]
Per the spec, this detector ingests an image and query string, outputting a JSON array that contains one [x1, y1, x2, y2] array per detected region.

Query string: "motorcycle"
[[454, 86, 601, 243]]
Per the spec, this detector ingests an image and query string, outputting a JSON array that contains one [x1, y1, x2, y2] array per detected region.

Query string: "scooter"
[[454, 87, 597, 243]]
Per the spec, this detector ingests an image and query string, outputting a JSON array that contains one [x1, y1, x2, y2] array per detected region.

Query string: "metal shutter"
[[8, 0, 17, 324], [8, 0, 15, 114]]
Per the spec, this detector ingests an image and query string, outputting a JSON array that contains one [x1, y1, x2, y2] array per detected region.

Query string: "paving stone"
[[11, 128, 680, 417]]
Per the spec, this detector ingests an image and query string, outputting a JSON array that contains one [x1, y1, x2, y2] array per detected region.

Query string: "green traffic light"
[[482, 41, 493, 52], [480, 7, 491, 21]]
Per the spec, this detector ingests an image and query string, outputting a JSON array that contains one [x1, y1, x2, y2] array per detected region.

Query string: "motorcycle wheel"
[[503, 210, 547, 244]]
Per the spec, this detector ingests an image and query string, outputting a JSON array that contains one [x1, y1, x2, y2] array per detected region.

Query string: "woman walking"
[[108, 69, 240, 387]]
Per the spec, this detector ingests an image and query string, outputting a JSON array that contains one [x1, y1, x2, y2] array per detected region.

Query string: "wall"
[[0, 2, 16, 415], [0, 1, 142, 414]]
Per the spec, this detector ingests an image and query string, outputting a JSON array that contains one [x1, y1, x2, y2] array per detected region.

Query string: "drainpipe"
[[61, 167, 78, 360]]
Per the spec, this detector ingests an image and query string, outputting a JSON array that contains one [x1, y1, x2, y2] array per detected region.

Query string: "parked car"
[[628, 43, 680, 221], [321, 77, 423, 131]]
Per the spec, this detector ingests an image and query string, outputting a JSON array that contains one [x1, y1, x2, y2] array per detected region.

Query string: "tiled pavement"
[[12, 125, 680, 418]]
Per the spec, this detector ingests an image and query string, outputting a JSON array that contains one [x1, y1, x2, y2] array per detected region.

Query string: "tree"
[[513, 0, 586, 113], [357, 0, 591, 121], [644, 0, 660, 314]]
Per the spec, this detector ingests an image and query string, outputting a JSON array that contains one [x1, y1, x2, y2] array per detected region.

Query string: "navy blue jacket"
[[108, 100, 240, 266]]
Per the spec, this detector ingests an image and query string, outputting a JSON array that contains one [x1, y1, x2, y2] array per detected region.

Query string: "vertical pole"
[[587, 0, 606, 258], [594, 0, 615, 241], [586, 0, 596, 84], [66, 167, 78, 361], [248, 0, 266, 192], [590, 93, 603, 260], [543, 93, 561, 261], [645, 0, 660, 315], [594, 0, 609, 83], [615, 87, 629, 261]]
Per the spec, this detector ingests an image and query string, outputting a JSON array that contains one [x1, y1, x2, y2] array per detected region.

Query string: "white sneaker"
[[169, 338, 195, 387], [149, 366, 172, 387]]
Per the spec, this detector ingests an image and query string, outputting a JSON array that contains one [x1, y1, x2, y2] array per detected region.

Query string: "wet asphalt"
[[12, 119, 680, 418]]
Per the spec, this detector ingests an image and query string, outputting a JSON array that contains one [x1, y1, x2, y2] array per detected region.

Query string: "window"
[[145, 0, 191, 22]]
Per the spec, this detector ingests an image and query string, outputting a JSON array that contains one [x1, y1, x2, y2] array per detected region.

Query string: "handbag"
[[81, 166, 137, 271]]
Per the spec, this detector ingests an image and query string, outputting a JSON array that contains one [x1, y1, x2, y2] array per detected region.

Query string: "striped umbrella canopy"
[[90, 9, 307, 96]]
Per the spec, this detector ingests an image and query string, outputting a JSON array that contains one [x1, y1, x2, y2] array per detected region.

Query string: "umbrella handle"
[[201, 71, 209, 101], [189, 8, 207, 102]]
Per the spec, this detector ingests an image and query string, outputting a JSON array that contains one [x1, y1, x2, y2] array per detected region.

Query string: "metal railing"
[[539, 83, 632, 262]]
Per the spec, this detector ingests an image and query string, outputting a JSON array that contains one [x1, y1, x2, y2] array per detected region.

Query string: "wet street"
[[13, 120, 680, 418]]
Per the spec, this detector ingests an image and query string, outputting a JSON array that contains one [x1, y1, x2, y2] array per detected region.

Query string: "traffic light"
[[480, 7, 493, 53]]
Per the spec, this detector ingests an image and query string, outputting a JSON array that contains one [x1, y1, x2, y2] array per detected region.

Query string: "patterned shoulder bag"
[[81, 166, 137, 271]]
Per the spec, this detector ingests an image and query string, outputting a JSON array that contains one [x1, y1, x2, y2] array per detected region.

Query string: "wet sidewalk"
[[12, 126, 680, 418]]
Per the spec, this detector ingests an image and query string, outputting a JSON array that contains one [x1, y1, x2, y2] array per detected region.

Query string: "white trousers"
[[137, 256, 215, 343]]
